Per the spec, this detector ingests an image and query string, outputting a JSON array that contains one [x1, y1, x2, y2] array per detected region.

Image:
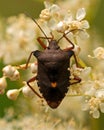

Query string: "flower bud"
[[40, 9, 51, 21], [0, 89, 5, 95], [93, 47, 104, 60], [99, 103, 104, 113], [7, 89, 20, 100], [10, 70, 20, 81], [3, 65, 15, 77], [56, 21, 68, 33], [22, 85, 35, 98], [2, 65, 20, 81], [92, 109, 100, 119], [0, 77, 7, 90], [30, 63, 37, 73], [73, 45, 81, 55]]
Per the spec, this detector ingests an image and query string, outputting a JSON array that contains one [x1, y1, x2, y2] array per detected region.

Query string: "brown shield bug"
[[24, 18, 81, 109]]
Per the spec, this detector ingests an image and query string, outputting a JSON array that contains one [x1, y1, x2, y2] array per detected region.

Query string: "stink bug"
[[24, 18, 81, 109]]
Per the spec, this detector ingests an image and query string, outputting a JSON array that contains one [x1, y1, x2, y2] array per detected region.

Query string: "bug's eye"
[[33, 50, 41, 58]]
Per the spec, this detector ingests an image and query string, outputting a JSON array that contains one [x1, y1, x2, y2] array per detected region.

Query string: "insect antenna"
[[32, 18, 50, 43], [25, 13, 50, 43], [57, 29, 83, 43]]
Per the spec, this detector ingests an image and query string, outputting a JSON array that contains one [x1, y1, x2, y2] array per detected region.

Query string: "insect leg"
[[25, 51, 35, 69], [73, 53, 79, 67], [37, 36, 53, 49], [18, 51, 35, 70], [27, 76, 43, 98], [63, 34, 74, 50], [63, 35, 80, 67]]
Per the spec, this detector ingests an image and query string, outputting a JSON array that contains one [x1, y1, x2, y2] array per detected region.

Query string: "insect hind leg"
[[27, 76, 43, 98]]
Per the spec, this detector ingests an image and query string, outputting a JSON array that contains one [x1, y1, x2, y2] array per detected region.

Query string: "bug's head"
[[48, 40, 59, 50]]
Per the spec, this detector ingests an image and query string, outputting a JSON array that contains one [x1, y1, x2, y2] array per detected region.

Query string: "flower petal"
[[99, 103, 104, 113], [77, 30, 89, 40], [7, 89, 20, 100], [92, 109, 100, 119], [81, 20, 90, 29], [44, 1, 51, 9], [76, 8, 86, 21], [49, 4, 60, 13]]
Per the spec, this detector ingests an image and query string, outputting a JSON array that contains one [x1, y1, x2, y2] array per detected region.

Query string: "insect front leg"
[[17, 51, 36, 70], [37, 36, 53, 49], [63, 34, 82, 84], [25, 51, 36, 69], [27, 76, 43, 98], [63, 35, 80, 67], [63, 34, 74, 50]]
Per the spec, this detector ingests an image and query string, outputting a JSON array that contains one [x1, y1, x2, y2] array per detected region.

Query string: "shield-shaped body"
[[34, 40, 74, 108]]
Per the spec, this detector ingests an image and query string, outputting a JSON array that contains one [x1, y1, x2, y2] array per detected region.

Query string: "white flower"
[[67, 8, 89, 30], [81, 100, 89, 111], [76, 8, 86, 21], [7, 89, 20, 100], [2, 65, 20, 81], [12, 70, 20, 81], [22, 85, 35, 98], [0, 89, 5, 95], [0, 77, 7, 94], [95, 89, 104, 98], [30, 63, 37, 73], [79, 67, 92, 80], [56, 21, 68, 33], [39, 9, 51, 21], [73, 45, 81, 55], [1, 14, 38, 64], [93, 47, 104, 60], [40, 2, 60, 22], [92, 109, 100, 119], [99, 103, 104, 113], [0, 77, 7, 90], [3, 65, 16, 77]]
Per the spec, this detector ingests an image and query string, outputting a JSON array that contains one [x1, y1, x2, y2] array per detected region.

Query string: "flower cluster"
[[0, 1, 104, 120], [0, 63, 37, 100], [0, 14, 38, 64], [3, 65, 20, 81], [82, 95, 104, 119], [69, 64, 104, 118], [39, 1, 89, 34]]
